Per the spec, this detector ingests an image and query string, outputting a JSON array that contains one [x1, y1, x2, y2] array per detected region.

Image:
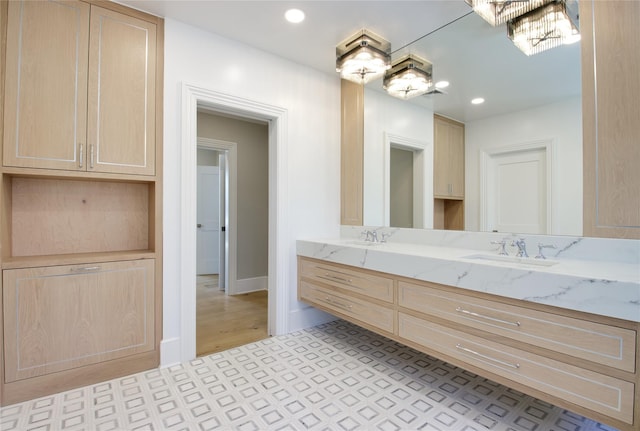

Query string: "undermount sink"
[[463, 253, 559, 267]]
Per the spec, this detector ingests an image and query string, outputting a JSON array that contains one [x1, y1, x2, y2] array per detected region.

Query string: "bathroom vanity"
[[297, 228, 640, 431]]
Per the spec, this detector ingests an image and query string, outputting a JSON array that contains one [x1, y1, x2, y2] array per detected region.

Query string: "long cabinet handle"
[[455, 307, 521, 327], [79, 143, 84, 168], [89, 144, 94, 169], [70, 266, 101, 273], [323, 273, 352, 284], [324, 296, 353, 311], [456, 344, 520, 369]]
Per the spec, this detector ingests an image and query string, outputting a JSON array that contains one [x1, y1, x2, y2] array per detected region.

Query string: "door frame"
[[181, 82, 288, 363], [479, 139, 555, 234], [197, 138, 237, 294], [383, 132, 432, 229]]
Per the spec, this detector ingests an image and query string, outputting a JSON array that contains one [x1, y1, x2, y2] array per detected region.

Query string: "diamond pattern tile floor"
[[0, 320, 620, 430]]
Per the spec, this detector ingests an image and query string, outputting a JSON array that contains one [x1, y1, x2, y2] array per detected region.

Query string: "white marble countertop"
[[297, 233, 640, 323]]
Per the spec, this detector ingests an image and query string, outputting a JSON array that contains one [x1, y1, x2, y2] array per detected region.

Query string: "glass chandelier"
[[383, 55, 433, 100], [507, 0, 580, 56], [336, 29, 391, 84], [466, 0, 553, 26]]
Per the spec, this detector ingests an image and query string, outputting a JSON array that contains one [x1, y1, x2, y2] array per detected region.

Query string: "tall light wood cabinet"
[[340, 79, 364, 226], [433, 114, 465, 231], [3, 1, 156, 175], [581, 0, 640, 239], [433, 114, 464, 199], [0, 0, 164, 405]]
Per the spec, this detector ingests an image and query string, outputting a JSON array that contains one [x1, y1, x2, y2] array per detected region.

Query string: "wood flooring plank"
[[196, 275, 268, 357]]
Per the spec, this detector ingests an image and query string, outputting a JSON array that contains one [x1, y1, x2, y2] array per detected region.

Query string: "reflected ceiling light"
[[435, 80, 450, 89], [383, 55, 433, 99], [471, 97, 485, 104], [284, 8, 305, 23], [465, 0, 553, 26], [507, 0, 580, 56], [336, 29, 391, 84]]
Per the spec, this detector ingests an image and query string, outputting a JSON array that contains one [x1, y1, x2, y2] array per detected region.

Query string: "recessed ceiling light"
[[285, 8, 305, 23], [471, 97, 485, 105], [435, 81, 449, 89]]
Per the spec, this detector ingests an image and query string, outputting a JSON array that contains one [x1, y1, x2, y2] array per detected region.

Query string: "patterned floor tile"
[[0, 320, 620, 431]]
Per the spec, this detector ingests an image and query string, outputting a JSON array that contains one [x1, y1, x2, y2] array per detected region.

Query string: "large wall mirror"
[[362, 10, 582, 236]]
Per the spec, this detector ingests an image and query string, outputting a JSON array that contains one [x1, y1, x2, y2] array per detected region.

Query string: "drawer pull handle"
[[456, 307, 521, 327], [70, 266, 101, 273], [323, 273, 352, 284], [456, 344, 520, 369], [324, 296, 353, 311]]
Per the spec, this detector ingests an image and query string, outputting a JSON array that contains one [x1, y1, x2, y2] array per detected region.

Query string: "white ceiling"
[[117, 0, 581, 122]]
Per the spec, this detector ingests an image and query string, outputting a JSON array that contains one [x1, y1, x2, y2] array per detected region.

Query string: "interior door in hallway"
[[486, 147, 547, 234], [197, 165, 220, 275]]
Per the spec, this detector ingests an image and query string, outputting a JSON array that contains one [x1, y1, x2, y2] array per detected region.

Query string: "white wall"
[[162, 19, 340, 365], [363, 88, 434, 226], [465, 97, 583, 235]]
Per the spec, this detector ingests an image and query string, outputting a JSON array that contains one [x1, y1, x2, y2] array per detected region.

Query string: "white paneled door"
[[197, 166, 220, 275], [487, 148, 547, 234]]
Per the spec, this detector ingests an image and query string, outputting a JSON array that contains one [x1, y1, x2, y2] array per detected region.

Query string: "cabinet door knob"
[[197, 224, 202, 228]]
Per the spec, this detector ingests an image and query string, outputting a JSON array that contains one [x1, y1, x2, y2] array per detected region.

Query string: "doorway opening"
[[390, 147, 414, 228], [195, 111, 269, 357], [180, 83, 289, 364], [384, 132, 432, 229]]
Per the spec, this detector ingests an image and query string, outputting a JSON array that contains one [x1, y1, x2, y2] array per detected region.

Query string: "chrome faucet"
[[512, 238, 528, 258], [362, 230, 378, 243]]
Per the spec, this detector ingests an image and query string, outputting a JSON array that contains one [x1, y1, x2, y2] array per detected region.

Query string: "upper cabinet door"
[[87, 6, 156, 176], [3, 0, 90, 171], [582, 0, 640, 239], [433, 115, 465, 200]]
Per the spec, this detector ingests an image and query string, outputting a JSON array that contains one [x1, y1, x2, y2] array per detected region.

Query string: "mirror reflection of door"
[[487, 147, 547, 234], [197, 164, 220, 276], [390, 147, 414, 228]]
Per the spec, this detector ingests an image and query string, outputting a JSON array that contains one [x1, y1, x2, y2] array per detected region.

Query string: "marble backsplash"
[[341, 226, 640, 265]]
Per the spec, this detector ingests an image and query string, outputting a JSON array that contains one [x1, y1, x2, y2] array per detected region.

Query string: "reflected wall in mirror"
[[362, 11, 582, 236]]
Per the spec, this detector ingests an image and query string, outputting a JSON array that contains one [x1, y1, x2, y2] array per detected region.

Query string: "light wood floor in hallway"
[[196, 275, 269, 357]]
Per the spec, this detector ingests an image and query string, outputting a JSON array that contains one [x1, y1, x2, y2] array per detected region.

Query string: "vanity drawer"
[[398, 281, 637, 372], [299, 258, 394, 303], [398, 313, 635, 424], [300, 280, 395, 333]]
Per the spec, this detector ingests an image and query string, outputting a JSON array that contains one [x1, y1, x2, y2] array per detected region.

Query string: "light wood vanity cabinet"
[[3, 1, 156, 175], [298, 256, 640, 430], [0, 0, 163, 405], [433, 114, 464, 200], [298, 257, 395, 334]]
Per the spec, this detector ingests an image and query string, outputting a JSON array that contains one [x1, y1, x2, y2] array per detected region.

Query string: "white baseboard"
[[160, 337, 181, 367], [235, 276, 268, 294]]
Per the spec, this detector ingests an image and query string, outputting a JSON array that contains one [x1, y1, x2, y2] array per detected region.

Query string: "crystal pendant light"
[[507, 0, 580, 56], [466, 0, 553, 26], [336, 29, 391, 84], [383, 55, 433, 100]]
